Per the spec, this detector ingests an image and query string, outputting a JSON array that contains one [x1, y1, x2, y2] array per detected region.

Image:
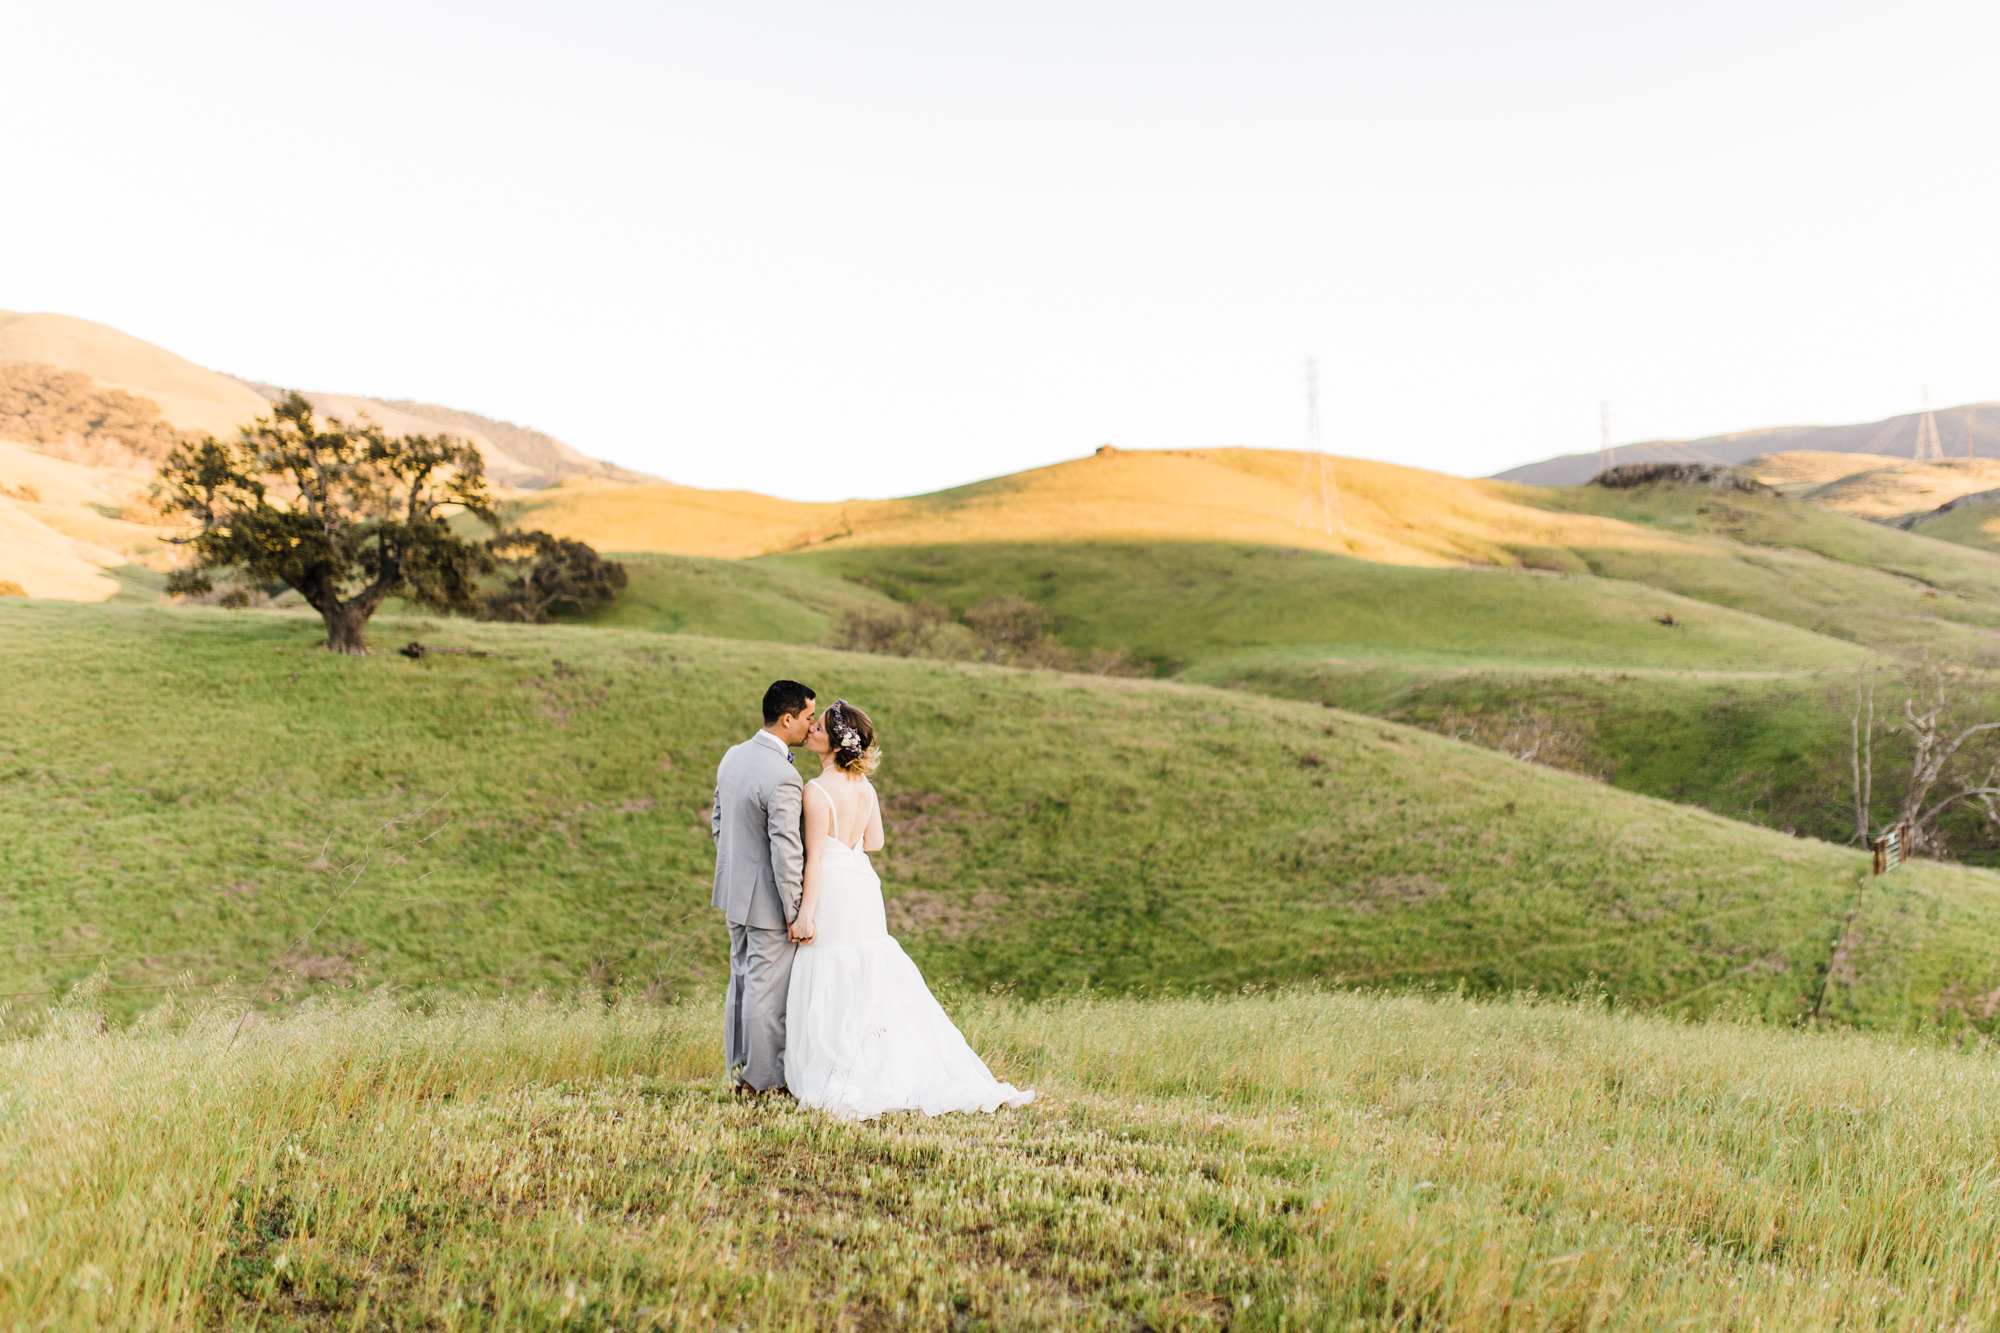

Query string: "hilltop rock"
[[1590, 462, 1766, 493]]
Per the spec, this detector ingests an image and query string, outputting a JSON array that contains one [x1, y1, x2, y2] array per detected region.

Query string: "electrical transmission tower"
[[1913, 387, 1945, 461], [1295, 356, 1346, 536], [1599, 401, 1612, 475]]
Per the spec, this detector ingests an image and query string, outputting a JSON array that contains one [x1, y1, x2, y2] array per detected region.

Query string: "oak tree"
[[158, 393, 495, 654]]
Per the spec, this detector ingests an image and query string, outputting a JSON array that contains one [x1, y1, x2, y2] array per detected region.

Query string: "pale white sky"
[[7, 1, 1998, 498]]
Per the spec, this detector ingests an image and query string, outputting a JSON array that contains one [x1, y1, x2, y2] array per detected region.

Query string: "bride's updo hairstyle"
[[824, 699, 881, 776]]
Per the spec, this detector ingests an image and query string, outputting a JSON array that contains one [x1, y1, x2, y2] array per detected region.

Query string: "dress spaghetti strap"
[[811, 776, 871, 850], [810, 776, 840, 841]]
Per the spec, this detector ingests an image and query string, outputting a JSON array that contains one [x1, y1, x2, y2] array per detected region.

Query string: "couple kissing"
[[710, 679, 1033, 1121]]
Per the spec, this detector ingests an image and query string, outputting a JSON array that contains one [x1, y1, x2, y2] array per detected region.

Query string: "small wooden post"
[[1870, 823, 1908, 875]]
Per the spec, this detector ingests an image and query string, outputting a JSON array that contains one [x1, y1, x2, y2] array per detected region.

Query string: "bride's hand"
[[790, 911, 816, 944]]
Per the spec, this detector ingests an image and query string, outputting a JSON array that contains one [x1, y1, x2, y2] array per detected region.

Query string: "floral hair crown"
[[827, 700, 862, 753]]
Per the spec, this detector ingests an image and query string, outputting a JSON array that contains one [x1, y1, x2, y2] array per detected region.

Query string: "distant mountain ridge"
[[1496, 404, 2000, 486], [231, 379, 659, 490]]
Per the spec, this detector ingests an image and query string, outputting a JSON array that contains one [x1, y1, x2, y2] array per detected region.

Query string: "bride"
[[784, 699, 1034, 1120]]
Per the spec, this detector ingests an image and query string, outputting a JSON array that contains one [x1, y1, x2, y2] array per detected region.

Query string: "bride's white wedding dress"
[[785, 776, 1034, 1121]]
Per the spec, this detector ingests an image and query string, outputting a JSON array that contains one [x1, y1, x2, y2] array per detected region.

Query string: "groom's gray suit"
[[711, 730, 806, 1091]]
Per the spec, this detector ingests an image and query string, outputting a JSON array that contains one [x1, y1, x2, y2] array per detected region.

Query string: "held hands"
[[789, 910, 816, 945]]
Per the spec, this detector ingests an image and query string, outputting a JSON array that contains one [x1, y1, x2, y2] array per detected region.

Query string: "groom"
[[711, 679, 816, 1093]]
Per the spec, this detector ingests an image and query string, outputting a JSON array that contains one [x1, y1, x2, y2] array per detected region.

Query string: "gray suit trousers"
[[724, 922, 796, 1091]]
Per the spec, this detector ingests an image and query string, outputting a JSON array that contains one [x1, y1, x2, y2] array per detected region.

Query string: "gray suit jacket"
[[711, 734, 806, 929]]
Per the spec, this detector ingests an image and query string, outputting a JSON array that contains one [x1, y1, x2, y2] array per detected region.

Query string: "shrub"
[[478, 530, 627, 624], [830, 601, 973, 659]]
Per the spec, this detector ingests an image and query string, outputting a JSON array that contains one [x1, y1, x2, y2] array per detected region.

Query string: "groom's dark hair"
[[762, 679, 816, 725]]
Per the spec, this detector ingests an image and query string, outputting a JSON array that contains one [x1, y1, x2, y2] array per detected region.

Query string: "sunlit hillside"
[[1698, 449, 2000, 553], [0, 312, 650, 517], [1794, 456, 2000, 522], [0, 439, 170, 599], [0, 310, 268, 439], [1743, 449, 1906, 493], [505, 446, 2000, 663], [232, 383, 659, 490], [503, 446, 1723, 568]]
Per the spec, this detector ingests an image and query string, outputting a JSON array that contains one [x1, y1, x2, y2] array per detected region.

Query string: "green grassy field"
[[1508, 479, 2000, 661], [1910, 499, 2000, 554], [573, 552, 898, 644], [728, 543, 1887, 851], [255, 476, 2000, 875], [720, 523, 2000, 858], [775, 542, 1866, 675], [18, 985, 2000, 1330], [579, 474, 2000, 673], [4, 599, 2000, 1034], [1183, 657, 1904, 840]]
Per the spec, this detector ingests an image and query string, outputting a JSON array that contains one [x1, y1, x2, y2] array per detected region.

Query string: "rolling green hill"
[[489, 451, 2000, 673], [775, 541, 1865, 674], [676, 477, 2000, 860], [593, 469, 2000, 675], [1197, 658, 1871, 830], [585, 517, 2000, 857], [4, 599, 1999, 1034], [1908, 494, 2000, 554], [571, 551, 900, 644], [732, 542, 1902, 852], [1508, 477, 2000, 660]]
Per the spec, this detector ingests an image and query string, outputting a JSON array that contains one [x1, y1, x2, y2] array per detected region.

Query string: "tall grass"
[[11, 984, 2000, 1329]]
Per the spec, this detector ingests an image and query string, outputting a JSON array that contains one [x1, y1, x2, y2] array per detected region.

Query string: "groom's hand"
[[789, 910, 816, 944]]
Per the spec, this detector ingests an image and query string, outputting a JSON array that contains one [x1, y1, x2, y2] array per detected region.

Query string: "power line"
[[1914, 385, 1945, 461]]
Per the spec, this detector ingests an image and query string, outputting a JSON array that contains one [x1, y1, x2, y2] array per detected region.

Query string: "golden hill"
[[0, 440, 171, 600], [232, 384, 660, 490], [0, 311, 268, 440], [1742, 450, 1907, 493], [1, 311, 651, 489], [1580, 446, 2000, 529], [1497, 403, 2000, 486], [1791, 456, 2000, 523], [501, 447, 1694, 568]]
